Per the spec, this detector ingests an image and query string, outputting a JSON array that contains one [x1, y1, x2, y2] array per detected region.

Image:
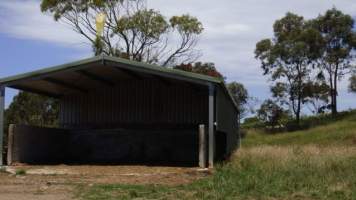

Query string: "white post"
[[199, 124, 206, 168], [208, 84, 215, 168], [0, 86, 5, 166]]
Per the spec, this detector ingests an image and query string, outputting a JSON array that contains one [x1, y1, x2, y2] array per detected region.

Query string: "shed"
[[0, 56, 239, 167]]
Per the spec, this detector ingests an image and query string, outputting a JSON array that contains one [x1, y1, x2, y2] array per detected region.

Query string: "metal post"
[[0, 86, 4, 166], [208, 84, 215, 168], [199, 124, 206, 168]]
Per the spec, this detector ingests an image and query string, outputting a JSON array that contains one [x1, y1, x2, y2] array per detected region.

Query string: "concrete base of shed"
[[7, 125, 201, 166]]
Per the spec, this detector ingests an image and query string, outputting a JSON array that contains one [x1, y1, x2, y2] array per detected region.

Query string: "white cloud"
[[1, 0, 356, 110], [0, 0, 87, 48]]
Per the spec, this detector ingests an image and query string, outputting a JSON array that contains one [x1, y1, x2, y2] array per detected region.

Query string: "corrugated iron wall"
[[216, 86, 239, 155], [59, 79, 208, 129]]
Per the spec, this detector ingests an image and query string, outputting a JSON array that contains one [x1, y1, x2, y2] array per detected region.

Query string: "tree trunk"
[[331, 64, 339, 117], [296, 94, 301, 126], [296, 63, 302, 126], [295, 110, 300, 126], [331, 80, 338, 116], [327, 67, 336, 117]]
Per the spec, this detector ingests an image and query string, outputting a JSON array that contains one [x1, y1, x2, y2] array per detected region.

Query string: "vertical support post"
[[0, 86, 4, 166], [7, 124, 14, 166], [199, 124, 206, 168], [208, 84, 215, 168]]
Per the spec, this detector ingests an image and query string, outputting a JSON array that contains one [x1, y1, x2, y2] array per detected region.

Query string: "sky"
[[0, 0, 355, 114]]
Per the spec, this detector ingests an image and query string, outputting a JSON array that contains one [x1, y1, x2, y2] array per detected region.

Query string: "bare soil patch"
[[0, 165, 207, 200]]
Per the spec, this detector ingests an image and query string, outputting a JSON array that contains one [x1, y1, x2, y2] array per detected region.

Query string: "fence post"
[[199, 124, 207, 168], [7, 124, 15, 166]]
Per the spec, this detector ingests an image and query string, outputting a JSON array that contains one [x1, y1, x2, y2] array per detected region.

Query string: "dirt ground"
[[0, 165, 209, 200]]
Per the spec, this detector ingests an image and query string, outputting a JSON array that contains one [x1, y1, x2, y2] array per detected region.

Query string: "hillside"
[[77, 110, 356, 200], [244, 110, 356, 147]]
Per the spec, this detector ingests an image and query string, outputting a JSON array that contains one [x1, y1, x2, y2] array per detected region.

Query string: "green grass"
[[15, 169, 26, 176], [78, 111, 356, 200], [243, 110, 356, 147]]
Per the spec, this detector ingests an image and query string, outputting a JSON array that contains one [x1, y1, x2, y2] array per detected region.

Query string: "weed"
[[15, 169, 26, 176]]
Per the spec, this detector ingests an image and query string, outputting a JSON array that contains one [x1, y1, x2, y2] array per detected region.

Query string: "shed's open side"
[[0, 56, 240, 167]]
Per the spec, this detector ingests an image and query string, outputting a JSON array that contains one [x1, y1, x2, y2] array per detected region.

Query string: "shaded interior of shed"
[[6, 60, 218, 166]]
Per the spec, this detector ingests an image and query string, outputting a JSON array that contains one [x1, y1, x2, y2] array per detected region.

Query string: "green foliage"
[[241, 117, 263, 129], [303, 80, 330, 114], [311, 8, 356, 115], [115, 9, 169, 39], [5, 92, 59, 127], [3, 92, 59, 164], [256, 8, 356, 120], [257, 99, 290, 130], [227, 82, 249, 119], [255, 12, 324, 124], [227, 82, 248, 105], [41, 0, 203, 66], [41, 0, 123, 20], [15, 169, 26, 176], [170, 15, 203, 34]]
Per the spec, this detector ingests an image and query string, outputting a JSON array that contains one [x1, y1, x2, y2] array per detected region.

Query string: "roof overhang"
[[0, 56, 238, 111]]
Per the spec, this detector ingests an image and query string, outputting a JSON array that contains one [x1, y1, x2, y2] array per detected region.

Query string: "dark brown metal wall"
[[59, 79, 208, 129]]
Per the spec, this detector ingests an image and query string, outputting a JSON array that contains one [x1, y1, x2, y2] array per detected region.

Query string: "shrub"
[[257, 99, 291, 132]]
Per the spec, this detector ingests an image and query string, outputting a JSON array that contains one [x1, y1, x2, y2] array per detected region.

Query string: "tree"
[[349, 75, 356, 93], [173, 62, 224, 79], [303, 80, 330, 114], [311, 8, 356, 116], [41, 0, 203, 66], [257, 99, 290, 129], [5, 92, 59, 128], [174, 64, 251, 120], [3, 92, 59, 164], [255, 12, 323, 124], [227, 82, 249, 120]]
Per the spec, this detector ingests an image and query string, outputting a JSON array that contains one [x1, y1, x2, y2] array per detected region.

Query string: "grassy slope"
[[244, 110, 356, 147], [78, 111, 356, 200]]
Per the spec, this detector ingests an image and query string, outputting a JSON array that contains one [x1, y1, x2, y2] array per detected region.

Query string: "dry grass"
[[239, 145, 356, 163], [78, 111, 356, 199], [78, 145, 356, 199]]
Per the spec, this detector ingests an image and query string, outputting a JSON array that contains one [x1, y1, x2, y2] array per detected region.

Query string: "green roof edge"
[[0, 55, 238, 111], [0, 55, 222, 85], [0, 56, 102, 84]]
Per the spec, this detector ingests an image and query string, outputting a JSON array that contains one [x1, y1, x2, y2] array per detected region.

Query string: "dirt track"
[[0, 165, 208, 200]]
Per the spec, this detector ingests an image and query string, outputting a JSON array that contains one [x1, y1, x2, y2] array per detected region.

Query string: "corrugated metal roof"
[[0, 55, 238, 111], [0, 55, 221, 85]]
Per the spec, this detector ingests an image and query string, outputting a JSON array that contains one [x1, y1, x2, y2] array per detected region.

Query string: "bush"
[[241, 117, 263, 129], [257, 99, 291, 132]]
